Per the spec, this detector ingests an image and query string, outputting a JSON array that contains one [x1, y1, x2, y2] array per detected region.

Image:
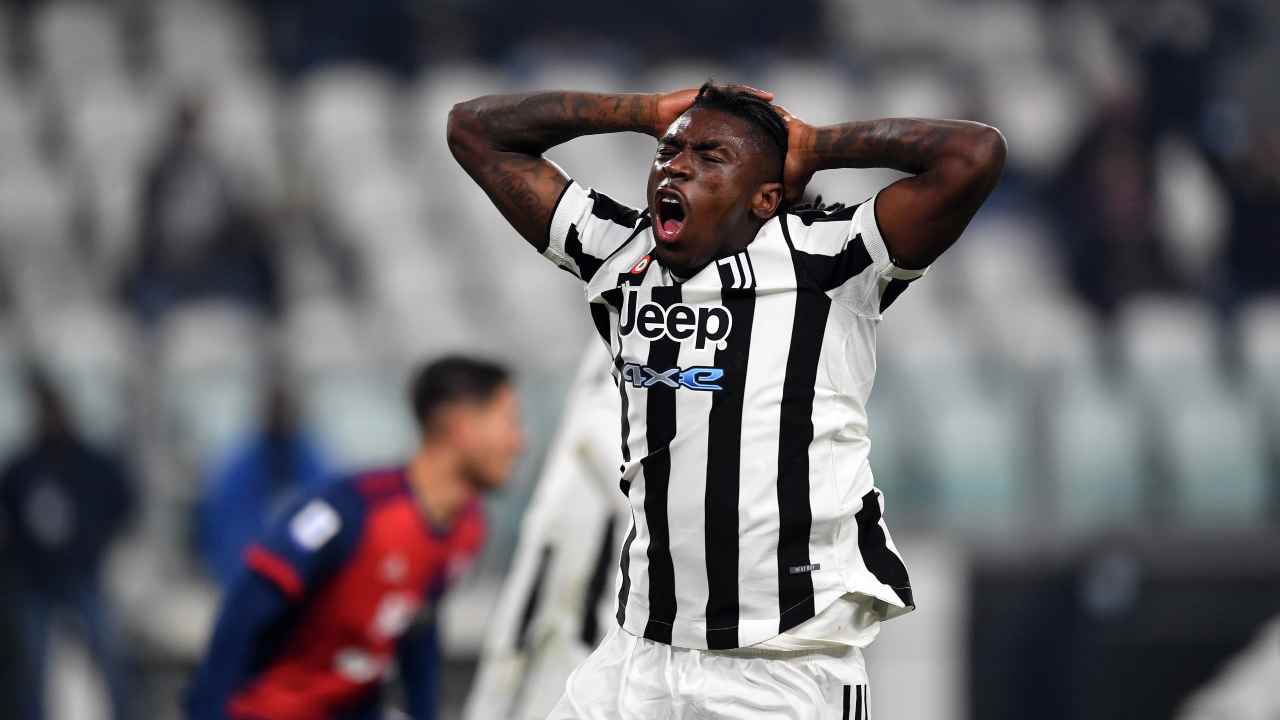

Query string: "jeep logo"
[[618, 288, 733, 350]]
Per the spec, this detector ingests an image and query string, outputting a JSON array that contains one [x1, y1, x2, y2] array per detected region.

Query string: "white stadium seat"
[[28, 305, 135, 445], [33, 0, 124, 96], [918, 386, 1028, 531], [157, 303, 269, 470], [1238, 296, 1280, 401], [1163, 386, 1268, 526], [1117, 295, 1220, 399], [301, 366, 417, 472], [1047, 372, 1146, 529], [150, 0, 261, 86], [0, 322, 32, 461], [294, 66, 398, 178]]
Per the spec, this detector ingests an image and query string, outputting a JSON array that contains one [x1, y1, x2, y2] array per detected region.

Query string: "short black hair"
[[409, 355, 511, 431], [690, 81, 788, 178]]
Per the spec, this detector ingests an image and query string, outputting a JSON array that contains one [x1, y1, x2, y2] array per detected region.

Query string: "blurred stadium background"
[[0, 0, 1277, 718]]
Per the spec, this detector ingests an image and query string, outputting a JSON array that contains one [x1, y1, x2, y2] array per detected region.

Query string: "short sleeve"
[[785, 192, 929, 317], [545, 180, 647, 283], [242, 483, 364, 601]]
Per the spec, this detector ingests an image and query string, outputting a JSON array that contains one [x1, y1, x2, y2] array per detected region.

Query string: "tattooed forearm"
[[451, 91, 658, 156], [446, 90, 658, 249], [807, 118, 997, 176]]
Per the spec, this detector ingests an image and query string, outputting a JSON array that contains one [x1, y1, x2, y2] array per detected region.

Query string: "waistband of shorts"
[[700, 643, 857, 661]]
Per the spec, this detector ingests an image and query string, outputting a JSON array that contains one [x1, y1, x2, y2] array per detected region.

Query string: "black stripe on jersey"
[[564, 223, 604, 282], [842, 685, 851, 720], [855, 489, 914, 608], [703, 285, 756, 649], [588, 189, 641, 228], [615, 515, 638, 626], [776, 218, 830, 632], [783, 206, 876, 293], [589, 302, 611, 346], [856, 686, 865, 719], [516, 545, 553, 650], [580, 514, 618, 646], [641, 284, 681, 644], [879, 277, 915, 312], [789, 202, 859, 227]]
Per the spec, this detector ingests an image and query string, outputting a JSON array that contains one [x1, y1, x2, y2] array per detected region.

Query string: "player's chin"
[[653, 243, 695, 275]]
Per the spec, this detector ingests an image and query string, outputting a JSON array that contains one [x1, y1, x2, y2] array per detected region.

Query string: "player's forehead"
[[661, 107, 755, 152]]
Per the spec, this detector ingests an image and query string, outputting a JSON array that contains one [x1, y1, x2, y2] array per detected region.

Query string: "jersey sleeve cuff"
[[545, 179, 587, 271], [245, 545, 304, 601], [859, 191, 929, 281]]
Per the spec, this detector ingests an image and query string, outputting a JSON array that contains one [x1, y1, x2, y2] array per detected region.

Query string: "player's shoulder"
[[284, 470, 394, 537]]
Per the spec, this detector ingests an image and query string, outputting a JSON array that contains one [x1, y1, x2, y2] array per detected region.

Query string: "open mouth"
[[654, 187, 687, 243]]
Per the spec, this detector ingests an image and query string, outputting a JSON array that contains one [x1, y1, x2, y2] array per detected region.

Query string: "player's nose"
[[660, 150, 692, 180]]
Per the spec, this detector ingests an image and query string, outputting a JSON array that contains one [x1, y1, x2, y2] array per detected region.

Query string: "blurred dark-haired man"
[[450, 81, 1004, 717], [187, 356, 524, 720], [0, 370, 137, 720]]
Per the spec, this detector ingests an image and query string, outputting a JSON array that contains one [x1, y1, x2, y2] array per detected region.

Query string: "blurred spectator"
[[0, 370, 136, 720], [1047, 94, 1182, 315], [196, 377, 330, 586], [123, 96, 281, 324]]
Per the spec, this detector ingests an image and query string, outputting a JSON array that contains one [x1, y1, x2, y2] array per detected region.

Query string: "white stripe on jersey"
[[545, 180, 921, 650]]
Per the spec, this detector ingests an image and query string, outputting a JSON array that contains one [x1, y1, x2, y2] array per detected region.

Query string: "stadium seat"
[[1153, 134, 1228, 287], [1237, 296, 1280, 401], [755, 60, 861, 126], [1047, 371, 1146, 529], [1117, 295, 1220, 399], [202, 78, 285, 201], [33, 0, 124, 96], [0, 322, 32, 461], [0, 78, 38, 165], [409, 62, 509, 190], [917, 384, 1027, 531], [158, 303, 268, 473], [0, 158, 74, 250], [29, 304, 136, 446], [981, 61, 1087, 176], [150, 0, 260, 86], [1162, 385, 1268, 526], [875, 66, 964, 125], [300, 366, 418, 472], [294, 65, 397, 179]]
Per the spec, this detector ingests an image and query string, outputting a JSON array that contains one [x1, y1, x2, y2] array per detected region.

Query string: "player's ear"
[[751, 181, 783, 220]]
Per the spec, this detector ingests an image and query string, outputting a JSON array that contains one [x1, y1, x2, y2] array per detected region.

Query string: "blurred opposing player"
[[186, 356, 523, 720], [463, 347, 626, 720], [449, 82, 1004, 718]]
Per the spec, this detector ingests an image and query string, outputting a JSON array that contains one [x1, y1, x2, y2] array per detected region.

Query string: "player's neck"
[[406, 447, 475, 529]]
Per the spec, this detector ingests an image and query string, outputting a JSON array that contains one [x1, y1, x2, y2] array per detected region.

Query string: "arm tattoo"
[[812, 118, 974, 175], [449, 90, 657, 249]]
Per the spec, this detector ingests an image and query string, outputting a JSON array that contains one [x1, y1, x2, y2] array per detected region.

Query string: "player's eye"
[[656, 145, 677, 158], [702, 153, 725, 164]]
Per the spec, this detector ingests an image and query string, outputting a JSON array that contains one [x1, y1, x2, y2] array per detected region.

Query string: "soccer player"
[[186, 356, 524, 720], [448, 81, 1004, 718], [463, 347, 627, 720]]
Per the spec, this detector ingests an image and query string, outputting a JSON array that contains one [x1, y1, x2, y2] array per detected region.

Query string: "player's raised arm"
[[780, 110, 1006, 269], [446, 87, 773, 250]]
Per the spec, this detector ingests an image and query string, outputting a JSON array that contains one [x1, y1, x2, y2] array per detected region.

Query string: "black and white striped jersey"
[[541, 179, 920, 651]]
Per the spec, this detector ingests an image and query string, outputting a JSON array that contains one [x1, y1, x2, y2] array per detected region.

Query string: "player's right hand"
[[649, 85, 775, 138]]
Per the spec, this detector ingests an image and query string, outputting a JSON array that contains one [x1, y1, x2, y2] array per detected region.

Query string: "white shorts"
[[546, 627, 871, 720]]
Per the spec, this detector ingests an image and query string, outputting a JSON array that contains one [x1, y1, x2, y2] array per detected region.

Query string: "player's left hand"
[[774, 104, 818, 206]]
